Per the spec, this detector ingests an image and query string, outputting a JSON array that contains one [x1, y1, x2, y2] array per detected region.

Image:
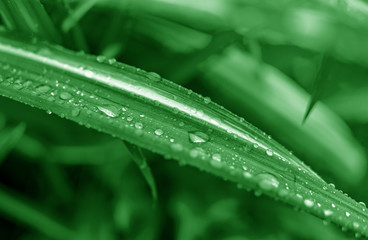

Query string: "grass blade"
[[124, 141, 158, 203], [0, 123, 26, 164], [0, 34, 368, 237], [302, 53, 333, 123], [0, 0, 61, 43], [0, 185, 75, 240]]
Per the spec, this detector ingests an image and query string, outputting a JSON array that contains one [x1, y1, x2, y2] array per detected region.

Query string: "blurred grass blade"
[[324, 87, 368, 123], [303, 53, 333, 123], [0, 185, 75, 240], [200, 46, 366, 186], [124, 141, 158, 202], [0, 35, 368, 237], [0, 123, 26, 164], [0, 0, 61, 43], [48, 141, 128, 165], [61, 0, 98, 33]]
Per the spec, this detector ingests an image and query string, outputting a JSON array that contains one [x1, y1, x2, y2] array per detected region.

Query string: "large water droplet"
[[266, 149, 273, 156], [35, 85, 51, 94], [71, 109, 81, 117], [212, 153, 222, 162], [171, 143, 183, 152], [210, 154, 222, 168], [97, 106, 119, 118], [60, 91, 72, 100], [146, 72, 161, 81], [155, 129, 163, 136], [323, 209, 333, 217], [304, 199, 314, 208], [96, 55, 106, 63], [203, 97, 211, 104], [353, 222, 360, 229], [188, 131, 209, 143], [256, 173, 280, 191]]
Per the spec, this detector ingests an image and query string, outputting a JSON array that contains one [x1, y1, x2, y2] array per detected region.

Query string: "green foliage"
[[1, 0, 368, 239]]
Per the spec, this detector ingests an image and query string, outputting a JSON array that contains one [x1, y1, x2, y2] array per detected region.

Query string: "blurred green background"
[[1, 0, 368, 239]]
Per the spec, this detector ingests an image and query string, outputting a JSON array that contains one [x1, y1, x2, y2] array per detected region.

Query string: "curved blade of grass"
[[0, 185, 75, 240], [124, 141, 158, 203], [61, 0, 98, 33], [303, 53, 333, 123], [200, 46, 366, 186], [324, 87, 368, 123], [0, 0, 61, 43], [0, 122, 26, 164], [0, 35, 368, 237]]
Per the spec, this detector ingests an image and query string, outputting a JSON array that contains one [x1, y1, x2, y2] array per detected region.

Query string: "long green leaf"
[[0, 34, 367, 237]]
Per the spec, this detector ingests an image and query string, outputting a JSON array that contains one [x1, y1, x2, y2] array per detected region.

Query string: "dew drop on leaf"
[[255, 173, 280, 191], [146, 72, 161, 81], [323, 209, 333, 217], [35, 85, 51, 94], [59, 91, 72, 100], [203, 97, 211, 104], [266, 149, 273, 156], [154, 129, 163, 136], [96, 55, 106, 63], [126, 116, 133, 122], [71, 109, 81, 117], [188, 131, 209, 143], [304, 199, 314, 208], [135, 122, 143, 129], [353, 222, 360, 229], [212, 153, 222, 162], [97, 106, 119, 118], [171, 143, 183, 152]]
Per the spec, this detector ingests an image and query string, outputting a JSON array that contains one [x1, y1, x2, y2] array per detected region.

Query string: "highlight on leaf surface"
[[0, 34, 368, 238]]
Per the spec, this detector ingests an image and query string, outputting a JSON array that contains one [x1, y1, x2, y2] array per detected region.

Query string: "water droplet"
[[71, 109, 81, 117], [242, 165, 248, 171], [108, 58, 116, 64], [328, 183, 335, 188], [35, 85, 51, 94], [353, 222, 360, 229], [46, 110, 52, 115], [171, 143, 183, 152], [304, 199, 314, 208], [60, 91, 72, 100], [345, 211, 350, 217], [188, 131, 209, 143], [126, 116, 133, 122], [179, 122, 185, 127], [359, 202, 366, 208], [146, 72, 161, 81], [266, 149, 273, 156], [243, 172, 252, 179], [210, 155, 222, 168], [331, 203, 336, 208], [203, 97, 211, 104], [212, 154, 221, 162], [97, 106, 119, 118], [256, 173, 279, 191], [323, 210, 333, 217], [96, 55, 106, 63], [135, 122, 143, 129], [155, 129, 163, 136], [84, 70, 94, 78]]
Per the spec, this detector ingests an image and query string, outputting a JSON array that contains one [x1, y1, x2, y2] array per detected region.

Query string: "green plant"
[[0, 0, 368, 239]]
